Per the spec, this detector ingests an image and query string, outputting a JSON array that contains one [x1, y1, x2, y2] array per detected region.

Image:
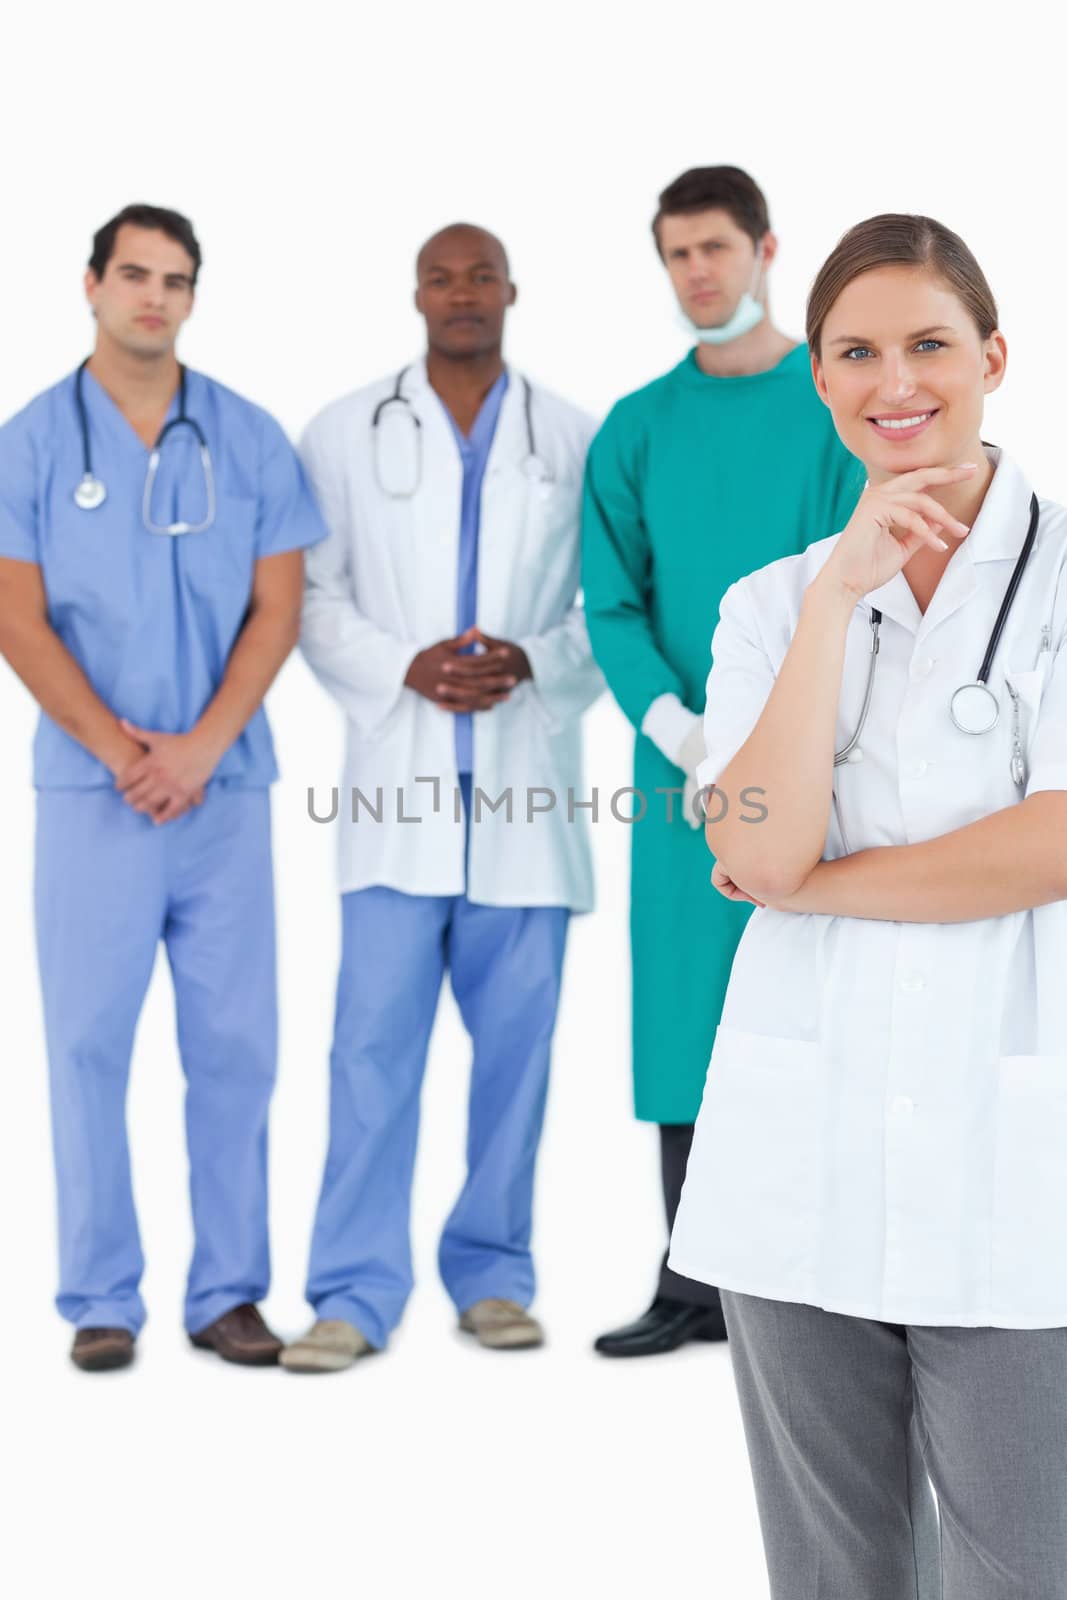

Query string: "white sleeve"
[[519, 600, 605, 734], [641, 693, 701, 764], [695, 579, 778, 793], [298, 417, 418, 741], [517, 407, 606, 734]]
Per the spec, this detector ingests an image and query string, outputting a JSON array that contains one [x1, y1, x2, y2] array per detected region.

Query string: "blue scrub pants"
[[306, 776, 570, 1347], [34, 784, 277, 1337]]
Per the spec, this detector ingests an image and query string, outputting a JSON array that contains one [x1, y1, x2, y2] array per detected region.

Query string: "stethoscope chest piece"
[[950, 681, 1000, 735], [74, 473, 107, 511]]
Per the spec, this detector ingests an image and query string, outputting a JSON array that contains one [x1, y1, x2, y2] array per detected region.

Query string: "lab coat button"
[[892, 1095, 915, 1115], [913, 759, 929, 777], [900, 973, 925, 993]]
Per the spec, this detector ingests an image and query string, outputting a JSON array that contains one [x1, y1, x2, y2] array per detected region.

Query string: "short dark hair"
[[88, 204, 202, 285], [652, 166, 770, 255], [806, 214, 999, 360]]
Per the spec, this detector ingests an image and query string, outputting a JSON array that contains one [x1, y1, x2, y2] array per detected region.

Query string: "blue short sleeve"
[[254, 412, 329, 559], [0, 407, 41, 563]]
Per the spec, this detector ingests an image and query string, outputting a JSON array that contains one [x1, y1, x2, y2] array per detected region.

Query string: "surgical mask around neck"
[[679, 250, 765, 345]]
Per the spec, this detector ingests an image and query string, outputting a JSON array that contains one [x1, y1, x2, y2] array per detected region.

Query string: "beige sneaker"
[[458, 1298, 545, 1350], [279, 1318, 373, 1373]]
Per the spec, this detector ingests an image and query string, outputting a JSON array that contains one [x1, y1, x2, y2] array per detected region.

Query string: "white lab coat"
[[299, 361, 604, 911], [669, 448, 1067, 1327]]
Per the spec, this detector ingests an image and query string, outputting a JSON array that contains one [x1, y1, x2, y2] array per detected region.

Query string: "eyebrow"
[[423, 259, 500, 273], [667, 237, 728, 252], [116, 261, 193, 283], [827, 324, 955, 346]]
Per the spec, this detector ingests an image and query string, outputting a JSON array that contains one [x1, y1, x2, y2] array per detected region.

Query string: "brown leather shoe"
[[189, 1303, 282, 1366], [71, 1327, 135, 1372]]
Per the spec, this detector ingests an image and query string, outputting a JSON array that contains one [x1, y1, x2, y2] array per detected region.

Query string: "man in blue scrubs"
[[0, 204, 326, 1371]]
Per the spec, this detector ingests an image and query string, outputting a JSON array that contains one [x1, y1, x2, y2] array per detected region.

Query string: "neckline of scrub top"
[[674, 341, 810, 389], [78, 362, 185, 458], [435, 368, 510, 454]]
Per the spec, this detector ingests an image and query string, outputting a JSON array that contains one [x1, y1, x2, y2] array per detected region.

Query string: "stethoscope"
[[371, 367, 552, 497], [834, 492, 1041, 788], [73, 358, 217, 535]]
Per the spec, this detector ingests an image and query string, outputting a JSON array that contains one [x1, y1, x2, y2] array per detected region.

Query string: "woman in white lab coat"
[[668, 215, 1067, 1598]]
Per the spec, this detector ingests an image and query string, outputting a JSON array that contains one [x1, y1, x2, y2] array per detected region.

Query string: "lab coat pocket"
[[1003, 663, 1048, 715], [1003, 660, 1050, 782], [687, 1027, 821, 1297], [991, 1053, 1067, 1319], [519, 479, 580, 575]]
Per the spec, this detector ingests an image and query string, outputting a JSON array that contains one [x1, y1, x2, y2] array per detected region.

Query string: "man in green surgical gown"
[[583, 166, 862, 1357]]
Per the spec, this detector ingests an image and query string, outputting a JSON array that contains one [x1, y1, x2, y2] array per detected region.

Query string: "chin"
[[439, 337, 493, 360], [123, 333, 172, 358]]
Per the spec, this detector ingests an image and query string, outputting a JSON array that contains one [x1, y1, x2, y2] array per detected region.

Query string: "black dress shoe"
[[593, 1296, 728, 1357]]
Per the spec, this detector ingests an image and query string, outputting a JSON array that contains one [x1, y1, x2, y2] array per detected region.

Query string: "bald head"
[[414, 222, 517, 364], [416, 222, 510, 279]]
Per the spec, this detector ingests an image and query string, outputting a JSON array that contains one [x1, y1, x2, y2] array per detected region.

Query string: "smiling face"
[[657, 208, 771, 329], [84, 224, 195, 360], [414, 226, 516, 360], [812, 264, 1007, 482]]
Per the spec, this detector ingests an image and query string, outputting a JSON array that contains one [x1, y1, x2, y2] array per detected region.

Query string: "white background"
[[0, 3, 1061, 1595]]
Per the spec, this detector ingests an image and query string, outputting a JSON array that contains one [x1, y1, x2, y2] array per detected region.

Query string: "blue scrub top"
[[439, 371, 508, 774], [0, 366, 327, 788]]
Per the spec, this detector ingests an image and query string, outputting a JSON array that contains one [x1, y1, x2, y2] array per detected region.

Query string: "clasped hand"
[[115, 719, 218, 824], [404, 625, 532, 711]]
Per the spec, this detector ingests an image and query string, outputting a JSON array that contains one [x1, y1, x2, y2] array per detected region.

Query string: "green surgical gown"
[[582, 345, 863, 1123]]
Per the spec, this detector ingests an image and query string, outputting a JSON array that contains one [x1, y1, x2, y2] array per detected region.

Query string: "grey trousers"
[[721, 1290, 1067, 1600]]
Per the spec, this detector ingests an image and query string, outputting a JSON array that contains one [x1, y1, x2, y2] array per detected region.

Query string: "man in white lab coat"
[[282, 223, 604, 1372]]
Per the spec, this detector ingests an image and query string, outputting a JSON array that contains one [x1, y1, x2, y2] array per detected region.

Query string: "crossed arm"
[[714, 791, 1067, 923], [707, 575, 1067, 924]]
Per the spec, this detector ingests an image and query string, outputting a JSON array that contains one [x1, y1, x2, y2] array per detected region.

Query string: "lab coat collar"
[[401, 356, 524, 404], [401, 355, 530, 475], [957, 446, 1036, 563], [863, 446, 1035, 639]]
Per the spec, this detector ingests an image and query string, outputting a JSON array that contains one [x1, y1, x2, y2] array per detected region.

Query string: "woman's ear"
[[811, 349, 830, 407], [983, 329, 1008, 397]]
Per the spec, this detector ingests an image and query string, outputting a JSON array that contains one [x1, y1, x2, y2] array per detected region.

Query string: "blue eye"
[[915, 339, 944, 352], [843, 346, 873, 360]]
